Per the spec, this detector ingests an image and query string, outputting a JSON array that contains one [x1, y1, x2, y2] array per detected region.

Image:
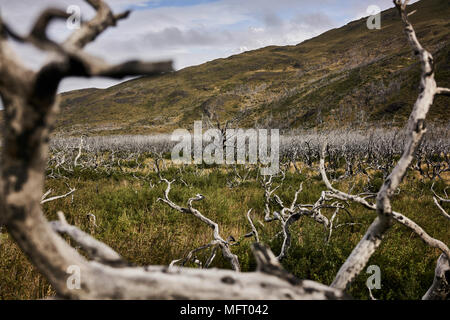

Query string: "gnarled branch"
[[329, 0, 448, 291]]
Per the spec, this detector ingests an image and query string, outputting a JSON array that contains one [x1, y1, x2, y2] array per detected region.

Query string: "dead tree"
[[154, 158, 240, 271], [0, 0, 447, 300], [321, 0, 450, 299], [261, 177, 331, 260], [0, 0, 346, 299]]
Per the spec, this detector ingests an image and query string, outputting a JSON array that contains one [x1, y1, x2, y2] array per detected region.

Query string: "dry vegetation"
[[48, 0, 450, 136], [0, 0, 449, 300], [1, 128, 449, 299]]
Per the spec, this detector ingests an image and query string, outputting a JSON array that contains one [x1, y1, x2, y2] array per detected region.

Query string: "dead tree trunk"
[[0, 0, 346, 299], [0, 0, 447, 300], [326, 0, 450, 298]]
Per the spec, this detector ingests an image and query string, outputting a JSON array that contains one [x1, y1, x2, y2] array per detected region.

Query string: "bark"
[[0, 0, 346, 299], [0, 0, 447, 300], [329, 0, 449, 291], [422, 254, 450, 300]]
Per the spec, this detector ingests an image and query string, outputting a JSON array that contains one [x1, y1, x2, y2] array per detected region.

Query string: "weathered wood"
[[0, 0, 347, 300], [0, 0, 447, 300], [316, 1, 450, 296]]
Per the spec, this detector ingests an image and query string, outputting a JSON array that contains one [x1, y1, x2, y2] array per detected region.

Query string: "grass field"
[[0, 0, 448, 302], [1, 155, 448, 300]]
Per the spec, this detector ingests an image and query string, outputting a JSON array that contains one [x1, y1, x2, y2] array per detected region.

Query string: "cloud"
[[0, 0, 408, 93], [263, 12, 284, 28], [292, 12, 334, 30]]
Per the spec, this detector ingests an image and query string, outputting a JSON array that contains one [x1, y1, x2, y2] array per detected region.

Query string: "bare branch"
[[74, 137, 83, 167], [435, 87, 450, 96], [431, 182, 450, 203], [320, 146, 450, 289], [41, 187, 76, 204], [50, 212, 127, 267], [157, 172, 240, 271], [30, 9, 70, 44], [170, 242, 218, 269], [65, 0, 130, 49], [1, 0, 446, 301], [422, 254, 450, 300], [433, 197, 450, 220], [330, 0, 445, 290], [246, 209, 260, 243]]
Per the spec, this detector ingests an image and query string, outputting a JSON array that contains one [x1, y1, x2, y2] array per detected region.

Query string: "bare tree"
[[155, 158, 240, 271], [0, 0, 447, 300], [0, 0, 346, 299], [322, 0, 450, 299]]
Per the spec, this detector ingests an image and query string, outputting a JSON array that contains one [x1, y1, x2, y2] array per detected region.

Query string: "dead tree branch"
[[4, 0, 352, 300], [0, 0, 446, 300], [320, 145, 450, 295], [41, 186, 76, 205], [156, 164, 240, 271], [325, 0, 450, 292], [246, 209, 260, 243]]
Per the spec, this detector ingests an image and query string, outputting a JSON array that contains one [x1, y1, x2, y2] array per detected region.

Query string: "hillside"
[[55, 0, 450, 135]]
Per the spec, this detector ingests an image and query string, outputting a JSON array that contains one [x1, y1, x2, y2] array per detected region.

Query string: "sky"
[[0, 0, 418, 93]]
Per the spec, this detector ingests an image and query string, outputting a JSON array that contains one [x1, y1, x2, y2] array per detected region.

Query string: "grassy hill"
[[55, 0, 450, 135]]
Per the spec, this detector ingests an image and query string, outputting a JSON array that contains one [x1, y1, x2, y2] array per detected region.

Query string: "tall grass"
[[0, 159, 448, 299]]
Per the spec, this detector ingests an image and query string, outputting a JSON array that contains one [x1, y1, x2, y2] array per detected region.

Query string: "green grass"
[[0, 161, 448, 300]]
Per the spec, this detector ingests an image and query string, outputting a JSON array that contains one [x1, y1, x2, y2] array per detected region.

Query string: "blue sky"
[[0, 0, 419, 93]]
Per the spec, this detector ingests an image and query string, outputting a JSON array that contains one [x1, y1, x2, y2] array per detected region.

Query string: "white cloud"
[[0, 0, 406, 93]]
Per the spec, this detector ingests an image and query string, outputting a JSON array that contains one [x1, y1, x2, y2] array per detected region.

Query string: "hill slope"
[[56, 0, 450, 135]]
